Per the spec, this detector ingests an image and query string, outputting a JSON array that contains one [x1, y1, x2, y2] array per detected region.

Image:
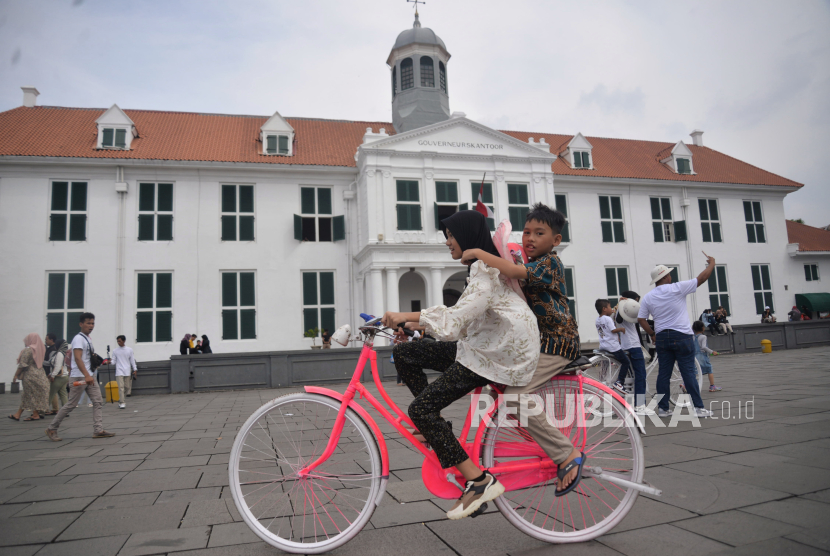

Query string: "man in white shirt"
[[637, 254, 716, 418], [113, 335, 138, 409], [46, 312, 115, 441]]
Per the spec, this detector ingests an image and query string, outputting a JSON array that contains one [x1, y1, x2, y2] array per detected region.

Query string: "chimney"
[[21, 87, 40, 107], [690, 129, 703, 147]]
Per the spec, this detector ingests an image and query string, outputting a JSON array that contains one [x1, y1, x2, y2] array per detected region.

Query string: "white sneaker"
[[657, 408, 673, 417], [119, 403, 126, 409], [87, 403, 93, 407], [634, 405, 656, 416], [694, 407, 713, 418]]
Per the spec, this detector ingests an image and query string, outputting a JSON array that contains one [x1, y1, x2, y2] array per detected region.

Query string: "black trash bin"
[[10, 382, 19, 394]]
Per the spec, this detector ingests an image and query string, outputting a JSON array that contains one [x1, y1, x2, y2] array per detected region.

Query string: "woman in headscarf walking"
[[46, 336, 71, 412], [8, 334, 52, 421]]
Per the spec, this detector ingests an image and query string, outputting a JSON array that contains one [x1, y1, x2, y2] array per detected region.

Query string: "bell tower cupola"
[[387, 9, 451, 133]]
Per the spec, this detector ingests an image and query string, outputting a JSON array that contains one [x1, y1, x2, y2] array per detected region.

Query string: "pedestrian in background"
[[788, 306, 802, 321], [180, 334, 190, 355], [45, 334, 70, 412], [761, 306, 776, 323], [8, 334, 51, 422], [321, 329, 332, 349], [200, 335, 212, 354], [113, 335, 137, 409], [715, 307, 734, 334], [189, 333, 199, 354]]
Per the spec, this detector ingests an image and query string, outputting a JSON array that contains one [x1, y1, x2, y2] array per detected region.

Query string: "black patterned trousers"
[[392, 340, 490, 469]]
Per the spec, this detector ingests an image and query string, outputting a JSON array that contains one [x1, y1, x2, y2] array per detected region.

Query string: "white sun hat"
[[617, 298, 641, 323], [649, 265, 672, 285]]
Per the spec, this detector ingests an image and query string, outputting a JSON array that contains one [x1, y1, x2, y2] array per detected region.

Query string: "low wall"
[[705, 320, 830, 354]]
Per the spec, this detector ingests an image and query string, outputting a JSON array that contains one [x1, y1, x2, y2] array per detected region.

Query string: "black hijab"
[[441, 210, 500, 258]]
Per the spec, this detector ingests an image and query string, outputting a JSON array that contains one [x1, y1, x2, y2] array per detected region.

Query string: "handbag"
[[80, 334, 104, 371]]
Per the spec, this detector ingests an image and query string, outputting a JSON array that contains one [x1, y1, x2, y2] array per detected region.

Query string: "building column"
[[370, 269, 384, 317], [386, 267, 400, 314], [430, 267, 444, 307]]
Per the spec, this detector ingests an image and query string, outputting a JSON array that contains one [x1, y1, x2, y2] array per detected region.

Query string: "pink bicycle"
[[229, 316, 660, 553]]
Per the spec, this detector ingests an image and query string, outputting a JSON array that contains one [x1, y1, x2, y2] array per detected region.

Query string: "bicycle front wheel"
[[228, 393, 383, 554], [482, 379, 644, 543]]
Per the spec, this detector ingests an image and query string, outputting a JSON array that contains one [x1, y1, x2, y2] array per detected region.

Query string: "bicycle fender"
[[304, 386, 390, 500]]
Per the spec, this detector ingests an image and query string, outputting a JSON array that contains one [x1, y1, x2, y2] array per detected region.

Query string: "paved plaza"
[[1, 346, 829, 556]]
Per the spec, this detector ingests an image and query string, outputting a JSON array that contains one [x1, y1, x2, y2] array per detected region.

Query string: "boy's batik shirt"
[[522, 252, 581, 360]]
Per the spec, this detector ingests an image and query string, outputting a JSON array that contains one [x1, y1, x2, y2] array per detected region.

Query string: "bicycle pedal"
[[470, 502, 488, 518]]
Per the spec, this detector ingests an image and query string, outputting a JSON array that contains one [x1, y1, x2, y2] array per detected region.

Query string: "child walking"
[[693, 321, 722, 392], [382, 210, 540, 520]]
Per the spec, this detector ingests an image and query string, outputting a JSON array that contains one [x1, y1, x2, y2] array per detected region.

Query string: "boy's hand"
[[712, 351, 719, 356], [461, 249, 479, 265]]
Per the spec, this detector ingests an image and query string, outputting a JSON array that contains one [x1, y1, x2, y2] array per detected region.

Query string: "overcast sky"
[[1, 0, 828, 226]]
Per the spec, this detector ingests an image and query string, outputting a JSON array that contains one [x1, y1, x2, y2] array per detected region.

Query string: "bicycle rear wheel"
[[228, 393, 383, 554], [482, 379, 643, 543]]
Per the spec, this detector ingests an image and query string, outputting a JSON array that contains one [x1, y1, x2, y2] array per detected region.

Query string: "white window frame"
[[300, 186, 334, 242], [507, 183, 530, 232], [45, 271, 86, 341], [599, 195, 626, 243], [743, 200, 766, 244], [805, 263, 820, 282], [99, 127, 129, 149], [396, 179, 422, 231], [220, 184, 256, 242], [571, 150, 592, 169], [605, 266, 630, 307], [265, 134, 291, 156], [48, 180, 88, 242], [137, 182, 175, 242], [221, 271, 257, 341], [708, 264, 731, 316], [135, 271, 173, 344], [750, 264, 774, 315], [676, 157, 693, 174], [650, 197, 674, 242], [302, 270, 336, 338]]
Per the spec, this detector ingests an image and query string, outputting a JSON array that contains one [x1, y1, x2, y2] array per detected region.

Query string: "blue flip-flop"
[[555, 452, 586, 497]]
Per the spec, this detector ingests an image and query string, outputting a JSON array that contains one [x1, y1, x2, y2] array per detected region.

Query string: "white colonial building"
[[0, 15, 815, 384]]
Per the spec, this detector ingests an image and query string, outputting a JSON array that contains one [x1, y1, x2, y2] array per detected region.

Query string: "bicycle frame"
[[298, 329, 641, 499]]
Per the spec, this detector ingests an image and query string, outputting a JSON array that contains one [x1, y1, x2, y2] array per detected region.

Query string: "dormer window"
[[266, 135, 290, 155], [96, 104, 136, 150], [660, 141, 696, 175], [102, 128, 127, 149], [563, 132, 594, 170], [572, 151, 591, 169], [260, 111, 295, 156], [677, 158, 692, 174]]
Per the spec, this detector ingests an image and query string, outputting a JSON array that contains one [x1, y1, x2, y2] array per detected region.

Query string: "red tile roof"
[[787, 220, 830, 252], [0, 105, 803, 187]]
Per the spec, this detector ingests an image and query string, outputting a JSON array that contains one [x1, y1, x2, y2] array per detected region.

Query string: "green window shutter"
[[294, 214, 302, 240], [240, 309, 256, 339], [237, 186, 254, 213], [812, 265, 819, 281], [138, 215, 155, 241], [709, 294, 719, 311], [396, 204, 409, 230], [716, 266, 727, 291], [102, 128, 114, 147], [613, 221, 625, 243], [239, 216, 255, 241], [754, 292, 764, 315], [707, 271, 717, 292], [46, 313, 64, 341], [139, 183, 155, 212], [279, 135, 289, 154], [408, 181, 420, 201], [397, 181, 419, 202], [701, 223, 712, 243], [507, 184, 519, 204], [157, 215, 173, 241], [709, 199, 719, 221], [567, 300, 576, 318], [487, 215, 495, 232], [605, 268, 618, 296], [51, 182, 69, 210], [743, 201, 753, 222], [155, 311, 172, 342], [47, 274, 65, 310], [459, 203, 469, 211], [669, 268, 679, 282], [411, 205, 421, 230], [137, 273, 154, 309], [136, 312, 153, 343], [746, 223, 756, 243], [508, 207, 522, 231], [618, 268, 630, 293], [573, 152, 582, 168], [115, 129, 127, 148], [436, 182, 447, 203], [397, 181, 407, 201], [266, 135, 277, 154], [674, 220, 687, 241], [71, 182, 88, 211], [303, 308, 319, 334], [599, 196, 610, 219], [68, 215, 87, 241], [157, 183, 174, 212], [752, 202, 762, 222], [711, 223, 722, 242], [555, 194, 568, 216], [317, 188, 332, 215], [756, 224, 766, 243], [333, 215, 345, 241], [447, 182, 458, 203], [601, 221, 613, 243], [804, 265, 811, 281], [764, 293, 774, 313], [561, 221, 570, 243], [301, 187, 316, 214], [239, 273, 256, 306], [221, 215, 237, 241], [320, 308, 335, 334], [434, 202, 441, 230], [564, 268, 574, 298], [222, 273, 238, 307], [472, 183, 493, 204], [652, 222, 664, 242], [650, 198, 661, 220], [760, 265, 771, 290], [302, 272, 318, 306], [49, 214, 67, 241], [698, 199, 708, 220], [320, 272, 335, 305], [610, 196, 623, 220], [751, 266, 762, 291], [65, 313, 82, 339], [720, 295, 731, 316], [582, 152, 590, 168], [222, 309, 238, 340], [67, 273, 84, 309], [156, 273, 172, 308], [222, 185, 236, 213], [660, 198, 672, 220]]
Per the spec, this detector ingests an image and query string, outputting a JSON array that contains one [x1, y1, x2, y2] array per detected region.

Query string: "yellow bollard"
[[105, 381, 120, 402], [760, 339, 772, 353]]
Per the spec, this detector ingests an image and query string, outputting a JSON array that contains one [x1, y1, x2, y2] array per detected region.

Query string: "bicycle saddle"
[[564, 356, 593, 373], [592, 350, 623, 363]]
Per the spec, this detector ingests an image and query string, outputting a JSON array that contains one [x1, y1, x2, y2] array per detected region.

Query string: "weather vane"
[[407, 0, 425, 15]]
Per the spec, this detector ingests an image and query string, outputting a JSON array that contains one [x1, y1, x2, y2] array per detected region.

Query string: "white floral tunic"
[[419, 261, 541, 387]]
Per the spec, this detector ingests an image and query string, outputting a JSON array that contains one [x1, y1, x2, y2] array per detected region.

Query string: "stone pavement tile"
[[672, 509, 803, 546], [135, 455, 210, 471], [803, 488, 830, 504], [0, 460, 77, 479], [426, 512, 548, 556], [94, 442, 163, 457], [739, 497, 830, 528], [59, 461, 140, 475], [144, 449, 193, 460], [385, 479, 435, 503], [10, 480, 118, 503], [713, 450, 795, 468], [391, 468, 422, 482], [642, 467, 788, 514], [599, 523, 730, 556], [208, 453, 229, 466], [612, 496, 697, 533], [86, 492, 160, 510], [107, 467, 202, 495], [666, 432, 788, 453], [0, 486, 32, 503], [57, 501, 189, 540], [166, 542, 275, 556], [784, 527, 830, 552], [706, 536, 830, 556], [368, 500, 446, 528], [0, 502, 29, 518], [0, 512, 81, 546], [13, 496, 96, 516], [0, 545, 45, 556], [28, 448, 103, 460], [66, 471, 129, 484], [644, 443, 726, 467], [197, 465, 229, 488], [116, 433, 173, 443], [206, 522, 261, 548], [0, 477, 21, 488], [510, 542, 624, 556], [666, 458, 749, 476], [181, 499, 235, 527], [324, 523, 454, 556], [36, 534, 129, 556], [118, 526, 210, 556], [711, 462, 830, 495], [100, 454, 147, 463], [386, 448, 425, 471], [156, 487, 222, 505]]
